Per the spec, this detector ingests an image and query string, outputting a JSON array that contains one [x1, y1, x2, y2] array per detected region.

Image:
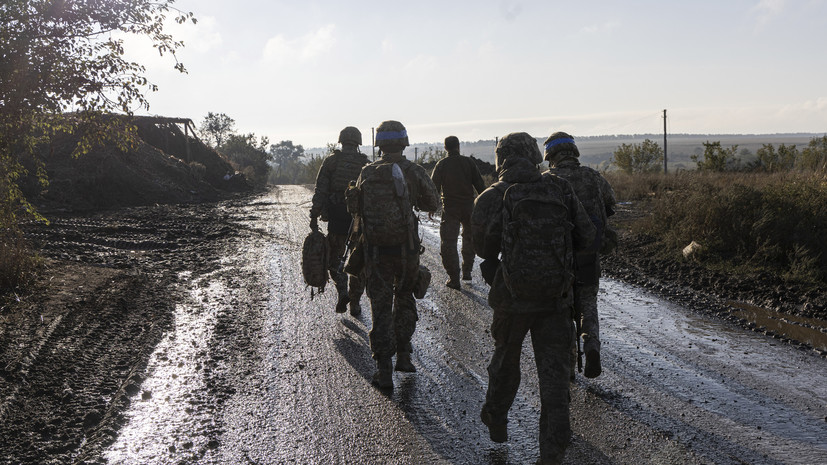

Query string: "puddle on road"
[[727, 301, 827, 352], [103, 273, 225, 464]]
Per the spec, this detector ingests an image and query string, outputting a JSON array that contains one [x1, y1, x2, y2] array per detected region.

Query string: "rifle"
[[339, 217, 365, 276], [338, 218, 355, 273]]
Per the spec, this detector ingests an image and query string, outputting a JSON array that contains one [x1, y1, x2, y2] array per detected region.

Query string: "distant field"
[[307, 133, 824, 171]]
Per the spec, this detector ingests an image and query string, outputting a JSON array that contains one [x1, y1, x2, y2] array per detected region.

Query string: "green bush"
[[638, 172, 826, 284]]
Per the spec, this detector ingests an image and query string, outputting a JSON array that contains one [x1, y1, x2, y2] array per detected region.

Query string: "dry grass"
[[606, 171, 827, 285], [0, 230, 41, 292]]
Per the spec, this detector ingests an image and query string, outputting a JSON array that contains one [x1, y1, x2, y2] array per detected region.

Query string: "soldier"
[[543, 131, 616, 378], [430, 135, 486, 289], [349, 120, 439, 389], [309, 126, 369, 316], [471, 132, 595, 465]]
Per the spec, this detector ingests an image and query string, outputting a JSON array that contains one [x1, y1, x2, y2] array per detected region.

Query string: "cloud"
[[403, 54, 438, 73], [262, 24, 337, 65], [174, 16, 222, 54], [752, 0, 787, 29], [580, 20, 621, 36]]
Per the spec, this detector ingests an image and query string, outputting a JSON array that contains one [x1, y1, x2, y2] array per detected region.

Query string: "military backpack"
[[495, 178, 575, 301], [353, 160, 417, 248], [301, 229, 329, 297]]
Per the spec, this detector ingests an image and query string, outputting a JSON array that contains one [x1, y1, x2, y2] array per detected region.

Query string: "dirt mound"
[[22, 116, 251, 212]]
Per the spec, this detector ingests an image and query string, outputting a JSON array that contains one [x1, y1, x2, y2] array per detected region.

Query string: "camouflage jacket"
[[310, 148, 369, 229], [471, 157, 595, 313], [354, 152, 440, 247], [546, 159, 616, 283], [430, 152, 486, 212]]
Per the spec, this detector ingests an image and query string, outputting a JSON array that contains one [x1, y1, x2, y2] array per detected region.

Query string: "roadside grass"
[[604, 171, 827, 287], [0, 230, 41, 293]]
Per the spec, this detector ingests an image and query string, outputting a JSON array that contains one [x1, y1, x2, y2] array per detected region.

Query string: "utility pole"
[[371, 127, 375, 161], [663, 109, 668, 174]]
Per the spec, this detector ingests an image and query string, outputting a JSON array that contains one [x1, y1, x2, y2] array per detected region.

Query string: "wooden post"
[[663, 109, 668, 174]]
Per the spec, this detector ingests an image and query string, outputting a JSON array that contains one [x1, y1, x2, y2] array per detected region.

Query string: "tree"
[[611, 139, 663, 174], [269, 140, 306, 184], [199, 112, 236, 148], [220, 133, 271, 187], [799, 135, 827, 172], [692, 141, 739, 172], [756, 143, 798, 173], [1, 0, 193, 286]]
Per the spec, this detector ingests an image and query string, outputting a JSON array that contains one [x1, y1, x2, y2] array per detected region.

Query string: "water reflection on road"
[[101, 187, 827, 465]]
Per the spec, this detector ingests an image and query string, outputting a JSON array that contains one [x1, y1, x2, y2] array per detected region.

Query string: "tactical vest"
[[329, 150, 369, 205]]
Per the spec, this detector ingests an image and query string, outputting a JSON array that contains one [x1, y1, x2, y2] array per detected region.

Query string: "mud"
[[602, 201, 827, 358], [0, 187, 825, 464], [1, 200, 249, 463]]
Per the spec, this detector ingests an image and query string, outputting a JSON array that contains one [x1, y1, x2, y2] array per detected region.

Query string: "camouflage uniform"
[[354, 121, 439, 388], [471, 132, 595, 464], [430, 136, 486, 285], [544, 132, 616, 378], [310, 127, 369, 314]]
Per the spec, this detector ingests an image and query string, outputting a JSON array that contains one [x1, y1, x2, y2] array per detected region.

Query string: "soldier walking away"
[[430, 135, 486, 289], [347, 120, 439, 390], [543, 131, 616, 379], [471, 132, 595, 465], [309, 126, 369, 316]]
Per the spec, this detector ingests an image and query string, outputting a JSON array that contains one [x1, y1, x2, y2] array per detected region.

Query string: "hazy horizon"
[[124, 1, 827, 149]]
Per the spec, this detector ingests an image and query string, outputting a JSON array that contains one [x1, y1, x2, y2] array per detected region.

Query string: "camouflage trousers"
[[327, 233, 364, 301], [365, 251, 420, 359], [575, 283, 600, 354], [439, 205, 475, 280], [482, 309, 573, 464]]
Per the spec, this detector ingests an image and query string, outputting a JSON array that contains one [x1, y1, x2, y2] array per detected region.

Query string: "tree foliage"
[[1, 0, 193, 219], [611, 139, 663, 174], [219, 133, 271, 188], [269, 140, 308, 184], [199, 112, 236, 148], [756, 143, 798, 173], [691, 141, 739, 172], [1, 0, 193, 288], [799, 135, 827, 172]]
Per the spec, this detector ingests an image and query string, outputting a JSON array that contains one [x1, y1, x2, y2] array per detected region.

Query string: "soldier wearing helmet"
[[543, 131, 616, 379], [471, 132, 595, 465], [349, 120, 439, 389], [430, 136, 486, 289], [309, 126, 369, 316]]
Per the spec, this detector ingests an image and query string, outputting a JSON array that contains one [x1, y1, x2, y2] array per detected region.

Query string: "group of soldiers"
[[309, 121, 616, 465]]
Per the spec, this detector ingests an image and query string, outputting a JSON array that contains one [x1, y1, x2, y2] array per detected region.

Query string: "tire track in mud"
[[9, 186, 824, 464]]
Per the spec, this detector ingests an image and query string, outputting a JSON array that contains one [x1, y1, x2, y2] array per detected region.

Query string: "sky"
[[127, 0, 827, 148]]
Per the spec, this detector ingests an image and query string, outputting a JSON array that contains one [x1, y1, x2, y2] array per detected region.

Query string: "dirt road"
[[2, 185, 826, 464]]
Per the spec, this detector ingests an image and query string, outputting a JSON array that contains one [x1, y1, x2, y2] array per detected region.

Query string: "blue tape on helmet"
[[544, 137, 575, 151], [376, 130, 407, 141]]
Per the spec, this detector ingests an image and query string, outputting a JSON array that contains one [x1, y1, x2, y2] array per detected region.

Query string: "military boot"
[[445, 275, 461, 290], [371, 357, 393, 389], [335, 293, 349, 313], [480, 409, 507, 443], [395, 351, 416, 372], [349, 300, 361, 317]]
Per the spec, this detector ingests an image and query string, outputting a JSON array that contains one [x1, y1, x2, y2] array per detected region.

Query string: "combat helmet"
[[495, 132, 543, 171], [338, 126, 362, 146], [543, 131, 580, 165], [374, 120, 409, 150]]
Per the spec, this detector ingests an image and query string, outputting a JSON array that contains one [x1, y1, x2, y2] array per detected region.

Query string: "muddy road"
[[2, 185, 826, 464]]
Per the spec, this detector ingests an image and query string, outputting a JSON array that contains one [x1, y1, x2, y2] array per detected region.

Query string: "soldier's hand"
[[310, 216, 319, 232]]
